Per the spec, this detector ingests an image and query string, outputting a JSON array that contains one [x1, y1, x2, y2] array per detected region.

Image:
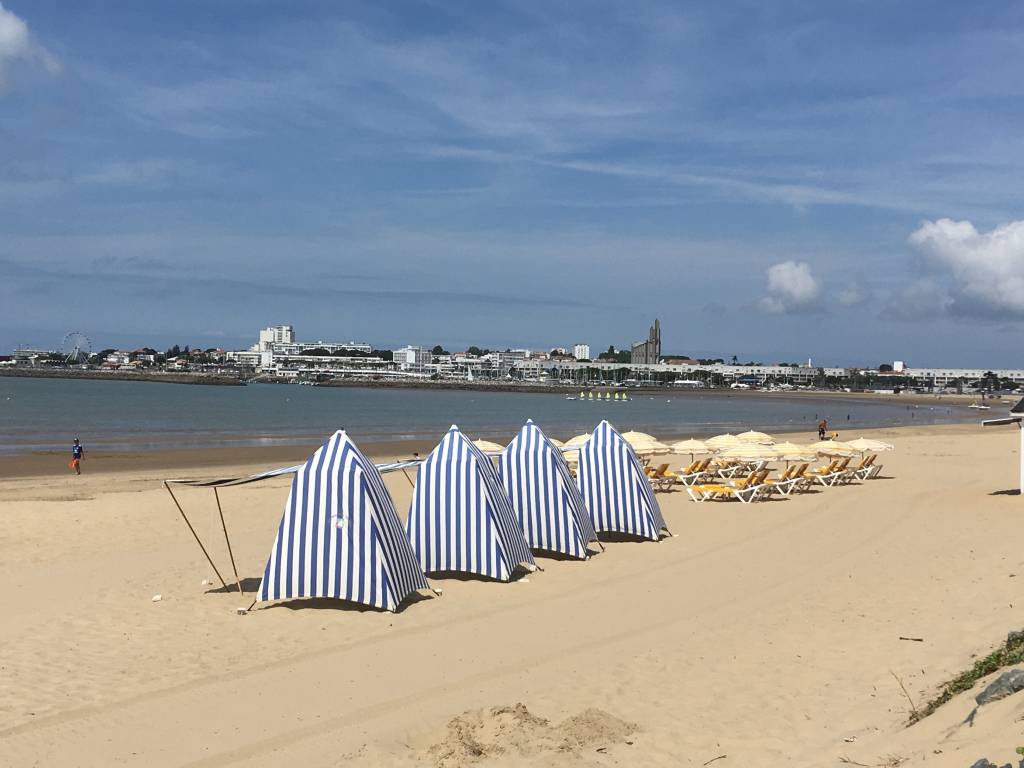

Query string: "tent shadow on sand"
[[427, 569, 533, 584], [530, 547, 603, 562], [597, 531, 673, 545], [263, 592, 434, 614], [990, 488, 1022, 496], [205, 576, 262, 594]]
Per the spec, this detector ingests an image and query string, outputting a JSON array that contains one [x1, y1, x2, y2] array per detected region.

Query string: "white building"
[[573, 343, 591, 361], [393, 345, 433, 372], [258, 325, 295, 350]]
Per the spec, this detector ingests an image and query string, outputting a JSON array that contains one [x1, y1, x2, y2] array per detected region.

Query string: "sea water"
[[0, 377, 972, 455]]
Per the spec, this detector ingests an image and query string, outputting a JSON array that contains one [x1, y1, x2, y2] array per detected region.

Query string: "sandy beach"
[[2, 422, 1023, 767]]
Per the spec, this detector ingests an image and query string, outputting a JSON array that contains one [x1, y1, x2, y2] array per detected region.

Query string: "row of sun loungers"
[[675, 453, 883, 504]]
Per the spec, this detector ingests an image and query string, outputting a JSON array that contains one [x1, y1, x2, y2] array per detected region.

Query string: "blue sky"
[[2, 1, 1023, 366]]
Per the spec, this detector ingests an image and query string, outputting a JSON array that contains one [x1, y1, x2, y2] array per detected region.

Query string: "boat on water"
[[968, 402, 991, 410], [565, 395, 577, 401]]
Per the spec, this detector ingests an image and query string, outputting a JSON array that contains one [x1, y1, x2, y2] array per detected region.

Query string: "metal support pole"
[[214, 487, 243, 594], [164, 481, 228, 590], [1018, 423, 1023, 497]]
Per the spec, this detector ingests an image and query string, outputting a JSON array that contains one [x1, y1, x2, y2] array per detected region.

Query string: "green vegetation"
[[597, 346, 631, 364], [909, 631, 1024, 724]]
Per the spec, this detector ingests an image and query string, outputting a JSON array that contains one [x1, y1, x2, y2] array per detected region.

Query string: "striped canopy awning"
[[406, 425, 536, 581], [256, 431, 429, 612], [499, 420, 598, 560], [577, 420, 669, 541]]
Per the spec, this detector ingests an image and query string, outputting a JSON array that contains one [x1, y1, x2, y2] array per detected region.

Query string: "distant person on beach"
[[70, 438, 84, 475], [817, 419, 828, 440]]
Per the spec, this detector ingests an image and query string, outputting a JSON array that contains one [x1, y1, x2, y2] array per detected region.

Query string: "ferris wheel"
[[62, 332, 91, 365]]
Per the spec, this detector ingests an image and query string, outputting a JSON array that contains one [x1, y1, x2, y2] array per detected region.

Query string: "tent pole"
[[1019, 423, 1023, 497], [401, 468, 415, 488], [164, 481, 228, 590], [214, 487, 243, 594]]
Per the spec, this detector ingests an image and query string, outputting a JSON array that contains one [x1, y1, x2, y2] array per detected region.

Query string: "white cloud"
[[908, 218, 1024, 316], [0, 3, 60, 87], [758, 260, 822, 313]]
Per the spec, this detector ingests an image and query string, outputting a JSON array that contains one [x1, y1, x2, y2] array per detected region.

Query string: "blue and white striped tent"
[[257, 430, 429, 612], [406, 425, 536, 581], [577, 420, 669, 541], [499, 419, 598, 559]]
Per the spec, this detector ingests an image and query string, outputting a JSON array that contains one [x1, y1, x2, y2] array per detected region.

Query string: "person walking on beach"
[[70, 438, 84, 475], [817, 419, 828, 440]]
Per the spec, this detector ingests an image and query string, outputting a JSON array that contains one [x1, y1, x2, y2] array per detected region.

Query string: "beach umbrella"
[[846, 438, 894, 453], [736, 430, 775, 444], [772, 441, 816, 465], [472, 439, 505, 454], [806, 440, 856, 457], [706, 433, 744, 451], [564, 433, 592, 449], [718, 444, 780, 461], [670, 439, 709, 461], [621, 430, 658, 443], [547, 437, 566, 448], [621, 431, 670, 455], [637, 441, 672, 456]]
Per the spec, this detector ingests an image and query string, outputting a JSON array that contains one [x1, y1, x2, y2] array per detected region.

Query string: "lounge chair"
[[858, 454, 882, 479], [687, 469, 771, 504], [813, 457, 851, 486], [646, 463, 679, 491], [678, 457, 713, 486], [764, 465, 801, 496], [786, 463, 813, 492], [844, 455, 875, 483]]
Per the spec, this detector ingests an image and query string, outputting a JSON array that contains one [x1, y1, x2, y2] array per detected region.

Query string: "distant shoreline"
[[0, 367, 245, 386], [1, 366, 1001, 406]]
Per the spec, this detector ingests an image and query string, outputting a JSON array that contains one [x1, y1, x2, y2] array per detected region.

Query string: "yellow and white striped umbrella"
[[846, 438, 894, 453], [472, 439, 505, 454], [807, 440, 857, 457], [736, 430, 775, 444], [621, 431, 670, 455], [772, 441, 816, 459], [706, 433, 744, 450], [564, 433, 591, 448], [718, 443, 781, 461], [670, 439, 709, 460]]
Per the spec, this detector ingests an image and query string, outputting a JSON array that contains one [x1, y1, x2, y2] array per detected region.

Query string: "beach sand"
[[2, 423, 1023, 767]]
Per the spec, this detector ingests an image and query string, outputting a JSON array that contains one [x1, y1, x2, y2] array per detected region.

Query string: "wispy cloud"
[[0, 2, 60, 89], [75, 159, 192, 187]]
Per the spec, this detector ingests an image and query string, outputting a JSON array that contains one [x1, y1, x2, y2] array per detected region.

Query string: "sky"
[[1, 1, 1023, 366]]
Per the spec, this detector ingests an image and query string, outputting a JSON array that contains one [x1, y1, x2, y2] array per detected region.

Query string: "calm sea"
[[0, 377, 974, 455]]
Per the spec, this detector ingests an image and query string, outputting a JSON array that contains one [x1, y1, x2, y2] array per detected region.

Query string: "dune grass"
[[910, 630, 1024, 724]]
